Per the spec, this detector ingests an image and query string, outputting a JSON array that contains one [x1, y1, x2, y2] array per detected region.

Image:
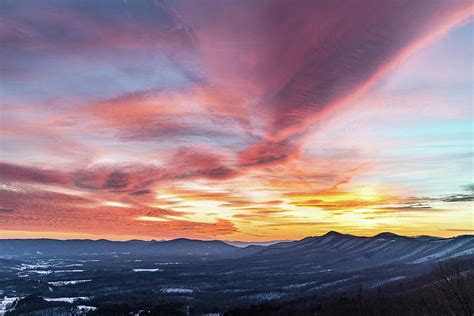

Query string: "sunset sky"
[[0, 0, 473, 241]]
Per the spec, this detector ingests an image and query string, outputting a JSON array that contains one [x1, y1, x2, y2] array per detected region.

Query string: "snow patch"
[[310, 276, 358, 291], [162, 288, 194, 294], [448, 248, 474, 258], [26, 270, 54, 275], [43, 297, 89, 303], [75, 305, 97, 312], [0, 297, 20, 316], [155, 262, 182, 265], [411, 239, 472, 264], [241, 292, 284, 301], [283, 281, 319, 289], [133, 268, 162, 272], [19, 263, 51, 270], [49, 279, 92, 286]]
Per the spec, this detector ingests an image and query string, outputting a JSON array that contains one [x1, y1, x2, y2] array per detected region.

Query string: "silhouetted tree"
[[433, 259, 473, 316]]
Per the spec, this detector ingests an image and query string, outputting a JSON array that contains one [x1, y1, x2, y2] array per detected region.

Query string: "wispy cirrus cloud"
[[0, 186, 237, 238], [172, 0, 472, 139]]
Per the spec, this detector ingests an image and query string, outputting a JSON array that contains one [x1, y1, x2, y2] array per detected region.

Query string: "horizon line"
[[1, 230, 473, 243]]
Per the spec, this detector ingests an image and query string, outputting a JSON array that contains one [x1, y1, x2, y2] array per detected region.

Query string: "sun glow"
[[356, 187, 378, 201]]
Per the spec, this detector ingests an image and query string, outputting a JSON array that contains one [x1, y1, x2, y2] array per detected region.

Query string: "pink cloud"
[[175, 0, 472, 140], [0, 188, 236, 238]]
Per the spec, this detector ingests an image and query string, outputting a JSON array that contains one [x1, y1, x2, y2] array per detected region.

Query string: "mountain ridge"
[[1, 231, 472, 263], [1, 230, 470, 243]]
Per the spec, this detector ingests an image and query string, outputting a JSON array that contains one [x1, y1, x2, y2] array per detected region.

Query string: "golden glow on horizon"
[[130, 179, 472, 241], [1, 177, 472, 241]]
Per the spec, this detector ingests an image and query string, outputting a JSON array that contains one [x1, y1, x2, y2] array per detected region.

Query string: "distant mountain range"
[[0, 237, 236, 257], [1, 231, 473, 267]]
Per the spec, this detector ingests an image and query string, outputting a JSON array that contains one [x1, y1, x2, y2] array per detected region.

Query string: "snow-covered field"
[[75, 305, 97, 312], [162, 288, 194, 294], [43, 297, 90, 303], [23, 270, 54, 275], [18, 263, 51, 270], [240, 292, 284, 301], [18, 269, 85, 277], [133, 268, 162, 272], [48, 279, 92, 286], [0, 297, 20, 316], [283, 280, 319, 289]]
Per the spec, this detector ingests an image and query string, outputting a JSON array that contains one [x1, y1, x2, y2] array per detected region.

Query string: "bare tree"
[[434, 259, 474, 316]]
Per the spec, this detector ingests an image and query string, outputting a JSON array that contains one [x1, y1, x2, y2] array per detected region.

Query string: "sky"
[[0, 0, 473, 241]]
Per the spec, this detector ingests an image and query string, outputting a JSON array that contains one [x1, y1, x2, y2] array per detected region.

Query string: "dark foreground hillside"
[[225, 259, 474, 316]]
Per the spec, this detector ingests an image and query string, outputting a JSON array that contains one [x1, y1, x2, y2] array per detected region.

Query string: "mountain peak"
[[322, 231, 345, 237], [374, 232, 402, 239]]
